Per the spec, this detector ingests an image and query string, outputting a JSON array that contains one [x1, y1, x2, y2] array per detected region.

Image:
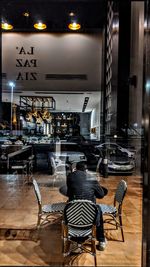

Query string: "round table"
[[59, 184, 108, 197]]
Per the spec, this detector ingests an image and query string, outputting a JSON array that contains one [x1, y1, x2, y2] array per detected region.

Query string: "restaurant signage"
[[2, 33, 101, 92], [16, 46, 37, 81]]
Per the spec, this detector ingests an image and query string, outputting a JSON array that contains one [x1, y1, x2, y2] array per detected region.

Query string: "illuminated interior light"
[[1, 22, 13, 30], [69, 12, 75, 17], [68, 22, 81, 30], [9, 81, 15, 88], [34, 22, 47, 30], [113, 22, 119, 29], [146, 80, 150, 92], [23, 12, 30, 17]]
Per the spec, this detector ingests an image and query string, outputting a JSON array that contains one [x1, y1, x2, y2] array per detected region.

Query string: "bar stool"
[[10, 160, 28, 184]]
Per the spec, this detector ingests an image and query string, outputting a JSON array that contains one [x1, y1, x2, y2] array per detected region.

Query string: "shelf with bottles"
[[51, 112, 80, 137]]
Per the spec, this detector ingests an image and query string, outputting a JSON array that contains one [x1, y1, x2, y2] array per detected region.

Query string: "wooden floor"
[[0, 172, 142, 266]]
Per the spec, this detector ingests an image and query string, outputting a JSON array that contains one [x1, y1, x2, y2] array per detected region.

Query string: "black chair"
[[100, 179, 127, 242], [62, 199, 99, 267]]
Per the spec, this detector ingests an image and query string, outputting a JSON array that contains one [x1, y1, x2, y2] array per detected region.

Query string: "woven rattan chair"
[[100, 179, 127, 242], [62, 199, 98, 267], [32, 178, 66, 228]]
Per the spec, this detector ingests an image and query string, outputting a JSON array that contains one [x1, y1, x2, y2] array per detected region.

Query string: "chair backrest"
[[51, 156, 67, 173], [114, 179, 127, 206], [64, 199, 98, 227], [32, 178, 42, 207]]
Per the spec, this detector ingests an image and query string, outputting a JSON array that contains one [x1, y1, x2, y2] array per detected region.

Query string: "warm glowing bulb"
[[34, 22, 47, 30], [23, 12, 30, 17], [69, 12, 75, 17], [68, 21, 81, 30], [1, 23, 13, 30]]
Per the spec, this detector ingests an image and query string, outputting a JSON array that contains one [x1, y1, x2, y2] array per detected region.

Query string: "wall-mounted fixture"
[[68, 12, 81, 31], [34, 22, 47, 30], [68, 22, 81, 30], [82, 97, 89, 112], [112, 14, 119, 33], [1, 22, 13, 30]]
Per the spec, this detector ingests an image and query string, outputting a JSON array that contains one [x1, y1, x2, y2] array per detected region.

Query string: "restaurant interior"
[[0, 0, 150, 266]]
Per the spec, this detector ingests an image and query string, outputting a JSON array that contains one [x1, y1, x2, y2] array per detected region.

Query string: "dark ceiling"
[[1, 0, 107, 33]]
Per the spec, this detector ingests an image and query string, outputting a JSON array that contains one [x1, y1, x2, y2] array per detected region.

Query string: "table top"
[[59, 183, 108, 197]]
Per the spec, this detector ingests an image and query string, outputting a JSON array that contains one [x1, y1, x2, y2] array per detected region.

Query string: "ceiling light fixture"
[[1, 22, 13, 30], [23, 11, 30, 17], [68, 21, 81, 31], [69, 12, 75, 17], [34, 22, 47, 30]]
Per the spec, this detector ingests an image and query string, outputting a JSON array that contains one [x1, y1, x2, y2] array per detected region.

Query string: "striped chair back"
[[115, 180, 127, 205], [64, 199, 98, 227]]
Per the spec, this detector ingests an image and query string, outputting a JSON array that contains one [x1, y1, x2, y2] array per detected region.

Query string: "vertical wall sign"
[[16, 46, 38, 81]]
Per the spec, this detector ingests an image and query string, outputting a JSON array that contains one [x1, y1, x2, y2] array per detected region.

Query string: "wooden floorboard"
[[0, 173, 142, 266]]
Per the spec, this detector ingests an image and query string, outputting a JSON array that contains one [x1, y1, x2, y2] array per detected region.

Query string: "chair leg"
[[52, 174, 56, 187], [115, 218, 118, 229], [62, 223, 70, 256], [119, 215, 124, 242], [37, 213, 41, 228], [62, 237, 65, 254], [91, 239, 97, 267], [22, 165, 28, 185], [63, 239, 71, 256], [35, 214, 42, 240], [27, 161, 34, 184], [94, 253, 97, 267]]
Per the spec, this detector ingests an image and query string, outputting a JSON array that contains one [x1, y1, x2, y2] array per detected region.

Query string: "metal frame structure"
[[19, 96, 56, 111]]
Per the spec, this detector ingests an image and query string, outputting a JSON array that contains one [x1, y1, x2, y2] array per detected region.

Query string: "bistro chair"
[[99, 179, 127, 242], [49, 156, 69, 187], [32, 178, 66, 229], [62, 199, 98, 267], [11, 156, 34, 184], [10, 159, 28, 184]]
